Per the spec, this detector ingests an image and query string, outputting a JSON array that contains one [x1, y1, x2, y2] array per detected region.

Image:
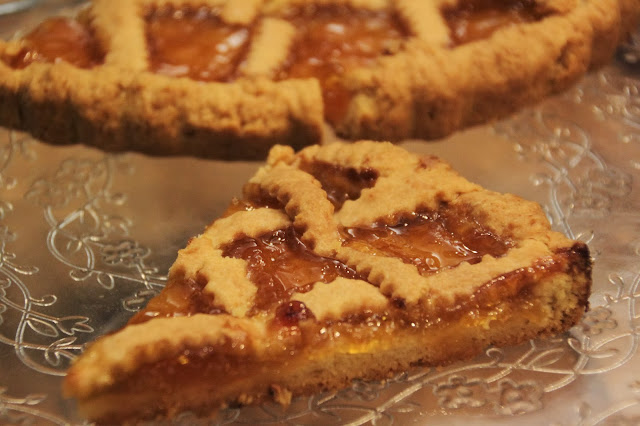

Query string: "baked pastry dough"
[[0, 0, 638, 159], [63, 141, 592, 423]]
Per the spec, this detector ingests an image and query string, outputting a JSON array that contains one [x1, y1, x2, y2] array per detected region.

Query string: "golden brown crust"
[[0, 0, 638, 159], [63, 141, 592, 423], [0, 60, 323, 159]]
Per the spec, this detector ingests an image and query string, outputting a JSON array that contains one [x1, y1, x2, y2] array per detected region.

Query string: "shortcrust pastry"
[[0, 0, 638, 159], [63, 141, 592, 424]]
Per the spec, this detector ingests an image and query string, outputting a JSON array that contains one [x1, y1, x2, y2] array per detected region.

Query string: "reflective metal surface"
[[0, 0, 40, 16], [1, 3, 640, 425]]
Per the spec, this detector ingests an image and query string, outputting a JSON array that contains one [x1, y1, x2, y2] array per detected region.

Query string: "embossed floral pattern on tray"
[[2, 24, 640, 426]]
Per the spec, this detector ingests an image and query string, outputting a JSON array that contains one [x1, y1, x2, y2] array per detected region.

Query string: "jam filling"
[[277, 6, 409, 125], [222, 195, 284, 218], [443, 0, 547, 46], [145, 7, 251, 82], [275, 300, 316, 327], [128, 276, 225, 325], [3, 17, 104, 69], [300, 160, 378, 209], [222, 227, 363, 312], [341, 209, 512, 275]]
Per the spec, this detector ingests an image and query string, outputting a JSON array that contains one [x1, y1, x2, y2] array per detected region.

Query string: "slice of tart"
[[63, 141, 592, 424], [1, 0, 639, 159]]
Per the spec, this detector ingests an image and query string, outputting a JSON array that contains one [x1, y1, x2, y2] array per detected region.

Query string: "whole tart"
[[0, 0, 638, 159], [63, 141, 592, 424]]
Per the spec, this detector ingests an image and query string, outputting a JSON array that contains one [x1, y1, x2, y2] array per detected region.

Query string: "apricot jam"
[[222, 227, 363, 311], [443, 0, 546, 46], [342, 210, 512, 275], [4, 17, 103, 69], [129, 277, 225, 325], [221, 196, 285, 218], [146, 7, 250, 81], [275, 300, 315, 327], [300, 161, 378, 209], [277, 6, 409, 125]]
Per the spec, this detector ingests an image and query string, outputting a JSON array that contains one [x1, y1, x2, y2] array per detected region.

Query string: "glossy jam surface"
[[342, 210, 512, 275], [301, 161, 378, 209], [444, 0, 545, 46], [222, 227, 362, 311], [4, 17, 103, 69], [275, 300, 316, 326], [129, 276, 224, 325], [277, 6, 409, 125], [146, 7, 250, 81], [221, 196, 284, 218]]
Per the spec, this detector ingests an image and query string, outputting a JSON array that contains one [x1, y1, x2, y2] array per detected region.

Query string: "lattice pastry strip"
[[395, 0, 450, 46], [1, 0, 637, 159], [63, 141, 592, 424], [241, 17, 296, 78]]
